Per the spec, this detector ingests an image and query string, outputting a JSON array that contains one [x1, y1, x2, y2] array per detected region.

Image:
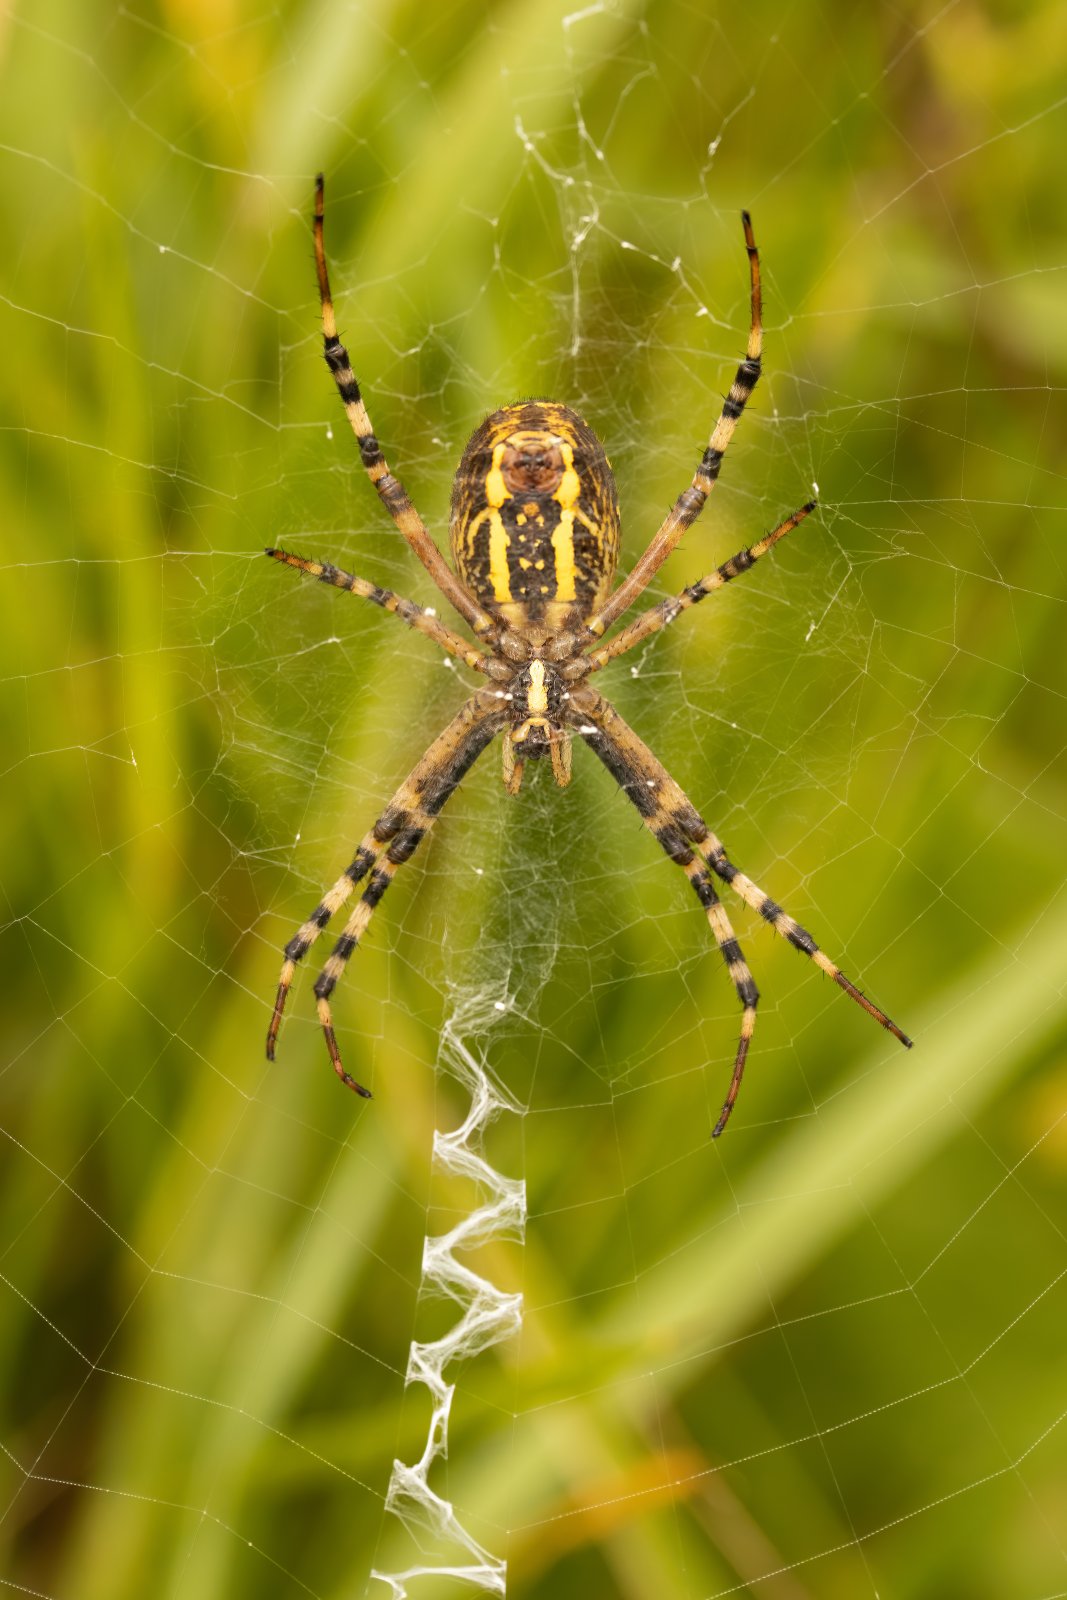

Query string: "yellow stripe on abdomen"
[[485, 446, 513, 602], [550, 442, 580, 602]]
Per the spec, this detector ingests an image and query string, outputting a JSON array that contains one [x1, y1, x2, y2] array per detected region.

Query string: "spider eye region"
[[450, 400, 620, 633]]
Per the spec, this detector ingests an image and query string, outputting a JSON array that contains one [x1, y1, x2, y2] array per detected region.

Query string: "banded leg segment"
[[313, 176, 498, 642], [693, 834, 912, 1048], [312, 843, 410, 1097], [301, 694, 507, 1095], [266, 836, 380, 1063], [265, 546, 499, 676], [584, 211, 764, 640], [685, 865, 759, 1138], [585, 501, 816, 674], [567, 684, 911, 1131]]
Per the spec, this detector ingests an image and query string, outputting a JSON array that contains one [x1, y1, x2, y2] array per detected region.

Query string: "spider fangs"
[[265, 176, 911, 1137]]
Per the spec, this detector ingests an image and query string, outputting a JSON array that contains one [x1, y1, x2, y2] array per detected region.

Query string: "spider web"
[[3, 2, 1067, 1596]]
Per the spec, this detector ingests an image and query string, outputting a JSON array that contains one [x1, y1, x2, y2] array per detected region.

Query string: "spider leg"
[[583, 501, 815, 674], [567, 684, 911, 1134], [266, 837, 379, 1062], [692, 833, 912, 1047], [312, 175, 499, 643], [268, 690, 506, 1093], [265, 546, 502, 676], [584, 212, 763, 640], [689, 881, 758, 1138]]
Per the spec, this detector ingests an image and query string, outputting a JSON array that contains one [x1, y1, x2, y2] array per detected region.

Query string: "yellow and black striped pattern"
[[449, 401, 620, 634]]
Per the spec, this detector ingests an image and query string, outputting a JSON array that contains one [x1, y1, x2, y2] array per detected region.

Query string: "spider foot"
[[266, 963, 295, 1061], [827, 965, 912, 1049], [711, 1006, 756, 1139], [317, 997, 373, 1098]]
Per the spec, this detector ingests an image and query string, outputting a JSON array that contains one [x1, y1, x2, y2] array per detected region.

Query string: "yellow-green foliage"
[[2, 3, 1065, 1596]]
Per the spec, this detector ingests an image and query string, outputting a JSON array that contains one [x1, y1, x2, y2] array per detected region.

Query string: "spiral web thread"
[[370, 994, 526, 1595]]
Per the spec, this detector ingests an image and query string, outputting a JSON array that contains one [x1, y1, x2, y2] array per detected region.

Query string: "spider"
[[265, 175, 911, 1137]]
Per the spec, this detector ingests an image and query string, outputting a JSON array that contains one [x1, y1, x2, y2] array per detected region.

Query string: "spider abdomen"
[[449, 401, 620, 635]]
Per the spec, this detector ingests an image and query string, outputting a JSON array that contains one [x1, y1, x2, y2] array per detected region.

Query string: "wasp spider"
[[265, 176, 910, 1137]]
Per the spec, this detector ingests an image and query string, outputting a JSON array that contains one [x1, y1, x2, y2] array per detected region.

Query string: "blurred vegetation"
[[2, 1, 1066, 1596]]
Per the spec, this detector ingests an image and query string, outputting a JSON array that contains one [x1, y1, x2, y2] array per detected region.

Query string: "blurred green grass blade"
[[259, 0, 642, 273], [602, 901, 1067, 1365]]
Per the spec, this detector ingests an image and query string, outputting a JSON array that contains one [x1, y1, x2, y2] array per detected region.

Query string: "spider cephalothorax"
[[503, 654, 572, 792], [264, 175, 911, 1137]]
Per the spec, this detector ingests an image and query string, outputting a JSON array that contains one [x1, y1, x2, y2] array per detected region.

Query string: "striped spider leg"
[[263, 546, 505, 677], [582, 499, 817, 673], [266, 178, 908, 1130], [312, 174, 502, 647], [582, 210, 764, 643], [266, 691, 508, 1090], [566, 684, 911, 1137]]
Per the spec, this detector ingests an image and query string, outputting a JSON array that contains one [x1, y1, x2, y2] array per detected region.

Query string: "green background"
[[2, 1, 1066, 1595]]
